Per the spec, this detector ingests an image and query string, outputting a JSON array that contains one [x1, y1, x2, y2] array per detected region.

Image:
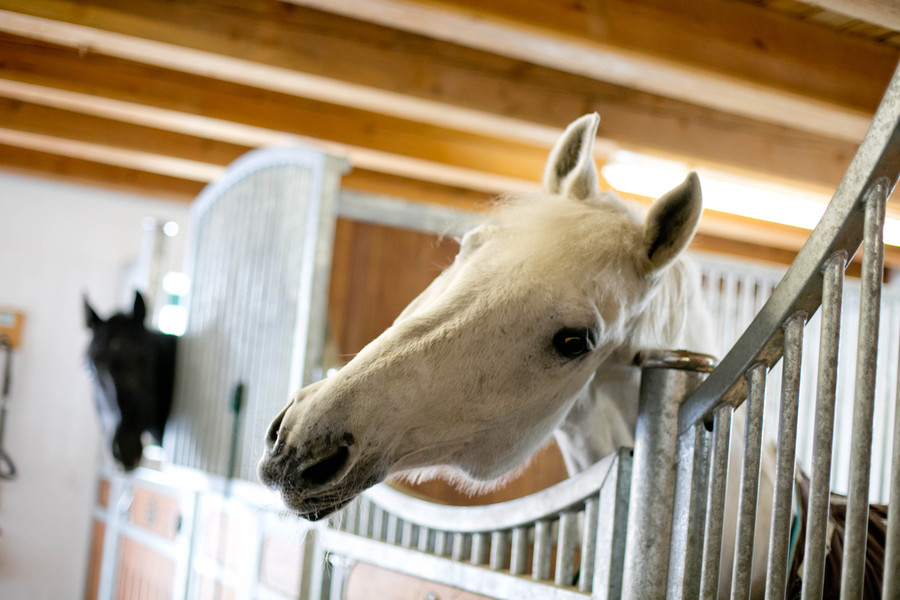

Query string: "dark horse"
[[83, 291, 177, 471]]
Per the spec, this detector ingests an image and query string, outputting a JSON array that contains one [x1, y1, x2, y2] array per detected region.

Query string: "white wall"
[[0, 172, 190, 600]]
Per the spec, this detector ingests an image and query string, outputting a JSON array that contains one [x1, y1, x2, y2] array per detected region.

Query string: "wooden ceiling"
[[3, 0, 900, 266]]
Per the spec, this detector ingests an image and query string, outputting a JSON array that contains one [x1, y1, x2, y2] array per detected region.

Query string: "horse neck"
[[555, 258, 712, 474]]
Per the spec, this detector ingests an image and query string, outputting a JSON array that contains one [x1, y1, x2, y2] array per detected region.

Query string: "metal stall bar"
[[555, 511, 577, 586], [579, 496, 598, 593], [698, 405, 732, 599], [841, 179, 888, 598], [799, 252, 845, 600], [622, 351, 715, 600], [533, 520, 552, 581], [489, 530, 509, 571], [666, 422, 710, 600], [764, 313, 805, 600], [883, 336, 900, 598], [730, 364, 767, 600]]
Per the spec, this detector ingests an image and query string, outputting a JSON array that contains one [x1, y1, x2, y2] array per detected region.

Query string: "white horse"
[[258, 114, 771, 596]]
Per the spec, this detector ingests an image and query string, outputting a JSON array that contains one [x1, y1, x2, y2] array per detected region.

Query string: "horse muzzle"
[[257, 422, 382, 520]]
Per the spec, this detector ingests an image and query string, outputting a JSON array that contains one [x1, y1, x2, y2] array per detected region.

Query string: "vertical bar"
[[622, 353, 714, 600], [327, 555, 352, 600], [357, 498, 372, 538], [800, 252, 845, 600], [433, 530, 448, 557], [451, 532, 467, 561], [533, 519, 552, 580], [400, 520, 414, 547], [418, 527, 431, 553], [699, 405, 733, 599], [765, 312, 806, 600], [579, 496, 599, 592], [510, 526, 528, 575], [593, 450, 633, 598], [371, 506, 385, 541], [667, 422, 711, 600], [882, 334, 900, 599], [471, 532, 488, 565], [171, 489, 199, 600], [841, 179, 888, 598], [340, 498, 358, 533], [730, 363, 768, 600], [555, 511, 577, 586], [385, 514, 399, 544], [489, 531, 509, 571]]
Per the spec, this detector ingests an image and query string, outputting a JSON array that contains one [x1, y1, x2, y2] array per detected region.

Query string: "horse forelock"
[[486, 190, 696, 349]]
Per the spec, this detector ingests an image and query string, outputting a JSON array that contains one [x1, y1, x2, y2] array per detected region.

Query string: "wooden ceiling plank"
[[0, 80, 543, 195], [290, 0, 891, 143], [0, 31, 859, 193], [0, 144, 203, 202], [802, 0, 900, 33], [1, 0, 889, 145], [0, 97, 250, 166], [0, 128, 224, 181], [0, 5, 564, 148], [0, 78, 549, 187]]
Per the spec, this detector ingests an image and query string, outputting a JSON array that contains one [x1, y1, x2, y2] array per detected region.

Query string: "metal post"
[[765, 312, 806, 600], [667, 422, 711, 600], [622, 350, 716, 600], [699, 405, 733, 599], [841, 179, 888, 598], [730, 363, 768, 600], [800, 252, 845, 600], [882, 334, 900, 599]]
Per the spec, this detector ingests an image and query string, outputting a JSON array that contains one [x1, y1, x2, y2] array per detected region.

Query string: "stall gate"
[[163, 147, 347, 481]]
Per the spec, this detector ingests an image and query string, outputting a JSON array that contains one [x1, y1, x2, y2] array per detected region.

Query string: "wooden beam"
[[0, 97, 249, 166], [803, 0, 900, 33], [0, 83, 543, 196], [0, 27, 860, 193], [291, 0, 896, 143], [0, 127, 224, 181], [0, 3, 562, 147], [0, 145, 203, 202]]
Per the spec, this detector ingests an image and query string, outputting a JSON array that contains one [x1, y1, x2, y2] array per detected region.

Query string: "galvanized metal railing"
[[621, 59, 900, 599], [320, 449, 633, 599]]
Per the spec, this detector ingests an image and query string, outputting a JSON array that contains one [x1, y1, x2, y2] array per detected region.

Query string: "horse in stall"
[[84, 291, 177, 471], [258, 114, 775, 595]]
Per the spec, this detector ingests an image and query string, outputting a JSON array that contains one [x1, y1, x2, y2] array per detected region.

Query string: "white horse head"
[[258, 113, 705, 520]]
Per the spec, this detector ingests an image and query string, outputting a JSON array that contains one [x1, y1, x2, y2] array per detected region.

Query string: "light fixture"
[[601, 151, 900, 247]]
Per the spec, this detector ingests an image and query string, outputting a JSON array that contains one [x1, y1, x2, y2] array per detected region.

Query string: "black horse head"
[[83, 291, 177, 471]]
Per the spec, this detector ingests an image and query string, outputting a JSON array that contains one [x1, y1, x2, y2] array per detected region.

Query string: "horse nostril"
[[301, 445, 350, 485], [265, 406, 288, 452]]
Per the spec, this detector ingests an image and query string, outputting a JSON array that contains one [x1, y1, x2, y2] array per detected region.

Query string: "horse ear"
[[132, 291, 147, 324], [642, 172, 702, 273], [83, 294, 101, 329], [543, 113, 601, 201]]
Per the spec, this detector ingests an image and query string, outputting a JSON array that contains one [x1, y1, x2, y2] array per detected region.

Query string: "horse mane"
[[631, 257, 708, 351]]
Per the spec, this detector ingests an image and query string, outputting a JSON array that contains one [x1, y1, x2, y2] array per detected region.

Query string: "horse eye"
[[552, 328, 594, 359]]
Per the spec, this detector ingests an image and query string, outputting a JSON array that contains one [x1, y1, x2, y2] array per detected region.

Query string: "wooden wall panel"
[[115, 538, 175, 600], [199, 508, 256, 572], [84, 520, 105, 600], [258, 535, 303, 597], [127, 488, 180, 540], [346, 562, 496, 600]]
